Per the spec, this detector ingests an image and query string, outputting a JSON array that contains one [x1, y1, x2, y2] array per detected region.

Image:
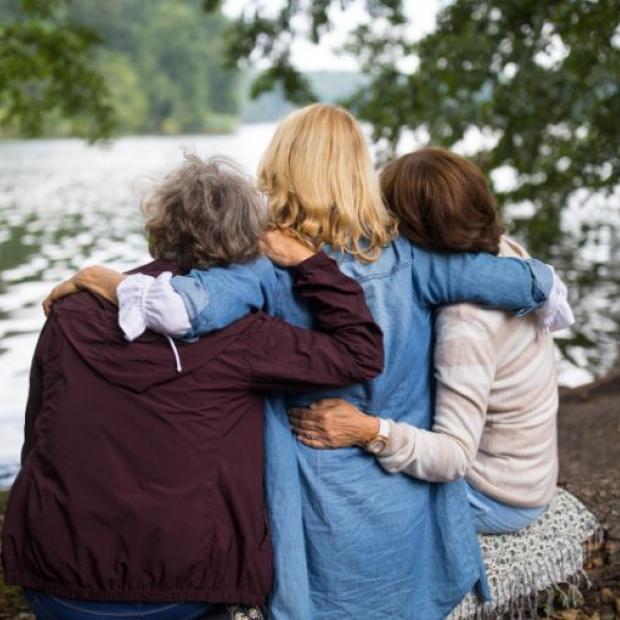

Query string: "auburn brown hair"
[[143, 154, 268, 272], [380, 147, 505, 254]]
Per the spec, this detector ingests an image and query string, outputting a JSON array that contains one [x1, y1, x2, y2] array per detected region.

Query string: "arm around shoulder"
[[413, 246, 553, 314], [171, 257, 278, 337], [243, 252, 384, 393], [115, 257, 277, 341]]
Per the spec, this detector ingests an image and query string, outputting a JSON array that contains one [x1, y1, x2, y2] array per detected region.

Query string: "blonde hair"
[[258, 103, 397, 262]]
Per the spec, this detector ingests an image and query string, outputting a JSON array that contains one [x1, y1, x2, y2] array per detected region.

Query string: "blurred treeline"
[[0, 0, 368, 139], [0, 0, 241, 137]]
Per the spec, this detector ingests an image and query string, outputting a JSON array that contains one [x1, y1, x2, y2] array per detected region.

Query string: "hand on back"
[[289, 399, 380, 449]]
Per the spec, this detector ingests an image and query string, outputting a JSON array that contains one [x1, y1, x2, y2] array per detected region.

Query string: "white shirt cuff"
[[378, 418, 390, 440], [118, 274, 154, 341], [117, 272, 192, 341], [539, 266, 575, 332]]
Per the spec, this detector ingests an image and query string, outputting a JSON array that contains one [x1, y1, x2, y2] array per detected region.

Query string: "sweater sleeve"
[[377, 305, 495, 482]]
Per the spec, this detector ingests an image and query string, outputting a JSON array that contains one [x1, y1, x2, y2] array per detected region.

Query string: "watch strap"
[[364, 417, 390, 455], [378, 417, 390, 440]]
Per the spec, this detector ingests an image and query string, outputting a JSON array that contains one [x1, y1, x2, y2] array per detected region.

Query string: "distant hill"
[[242, 71, 368, 123]]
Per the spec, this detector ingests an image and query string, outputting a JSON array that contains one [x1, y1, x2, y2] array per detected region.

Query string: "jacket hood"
[[53, 261, 241, 393]]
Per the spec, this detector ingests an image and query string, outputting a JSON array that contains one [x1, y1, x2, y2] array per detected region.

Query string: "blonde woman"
[[288, 148, 569, 535], [44, 104, 570, 619]]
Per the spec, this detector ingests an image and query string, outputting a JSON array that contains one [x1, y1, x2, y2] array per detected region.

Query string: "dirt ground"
[[1, 366, 619, 619], [553, 362, 620, 620]]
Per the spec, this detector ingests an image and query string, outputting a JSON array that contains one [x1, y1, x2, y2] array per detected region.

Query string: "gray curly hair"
[[143, 154, 268, 272]]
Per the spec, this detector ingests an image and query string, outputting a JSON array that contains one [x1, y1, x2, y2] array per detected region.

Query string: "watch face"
[[367, 437, 387, 455]]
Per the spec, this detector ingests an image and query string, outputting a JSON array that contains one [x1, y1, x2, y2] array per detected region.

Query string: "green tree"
[[211, 0, 620, 373], [214, 0, 619, 257], [0, 0, 243, 139], [72, 0, 242, 135], [132, 1, 240, 134], [96, 50, 148, 134], [0, 0, 116, 141]]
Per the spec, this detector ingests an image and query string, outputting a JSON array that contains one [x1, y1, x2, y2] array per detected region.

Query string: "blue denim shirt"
[[172, 237, 552, 619]]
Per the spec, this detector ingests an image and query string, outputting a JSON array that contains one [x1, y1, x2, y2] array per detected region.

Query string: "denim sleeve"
[[170, 257, 278, 339], [412, 248, 553, 312]]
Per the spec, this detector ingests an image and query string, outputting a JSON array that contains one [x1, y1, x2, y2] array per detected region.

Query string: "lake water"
[[0, 124, 618, 487]]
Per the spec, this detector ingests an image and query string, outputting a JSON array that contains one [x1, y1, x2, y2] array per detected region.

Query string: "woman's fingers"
[[42, 280, 79, 316], [42, 288, 57, 317], [290, 399, 378, 448], [291, 425, 331, 448], [258, 230, 285, 263], [289, 407, 339, 449], [288, 413, 321, 432], [288, 407, 329, 427], [40, 266, 123, 317], [74, 266, 124, 305], [309, 398, 346, 411], [296, 435, 329, 449], [289, 407, 313, 418], [259, 230, 315, 266]]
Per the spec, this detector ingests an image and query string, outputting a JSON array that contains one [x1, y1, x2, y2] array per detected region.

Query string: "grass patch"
[[0, 490, 9, 515]]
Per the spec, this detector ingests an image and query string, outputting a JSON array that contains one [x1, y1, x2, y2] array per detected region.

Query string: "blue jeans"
[[466, 482, 547, 534], [23, 590, 215, 620]]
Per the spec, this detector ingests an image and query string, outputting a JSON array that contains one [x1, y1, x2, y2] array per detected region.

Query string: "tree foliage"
[[0, 0, 116, 141], [216, 0, 620, 257], [0, 0, 242, 140]]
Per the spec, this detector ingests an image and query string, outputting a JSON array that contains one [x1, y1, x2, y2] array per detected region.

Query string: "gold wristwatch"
[[364, 418, 390, 455]]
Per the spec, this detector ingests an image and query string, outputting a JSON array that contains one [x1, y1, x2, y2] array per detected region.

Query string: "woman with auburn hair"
[[289, 147, 571, 535], [44, 105, 571, 619]]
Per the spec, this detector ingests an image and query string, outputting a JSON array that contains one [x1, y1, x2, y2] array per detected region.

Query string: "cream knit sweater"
[[377, 237, 559, 508]]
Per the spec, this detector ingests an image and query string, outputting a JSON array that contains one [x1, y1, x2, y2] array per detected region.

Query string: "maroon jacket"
[[1, 252, 383, 605]]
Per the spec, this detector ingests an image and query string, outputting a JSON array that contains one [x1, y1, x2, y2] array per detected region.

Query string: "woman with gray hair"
[[2, 154, 385, 620]]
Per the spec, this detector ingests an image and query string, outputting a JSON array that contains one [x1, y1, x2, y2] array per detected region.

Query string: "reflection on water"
[[0, 125, 618, 486], [0, 126, 278, 486]]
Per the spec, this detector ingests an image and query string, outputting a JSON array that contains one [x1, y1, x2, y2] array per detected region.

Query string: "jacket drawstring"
[[165, 335, 182, 373]]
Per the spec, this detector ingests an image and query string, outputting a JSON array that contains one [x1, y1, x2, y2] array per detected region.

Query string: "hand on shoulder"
[[259, 229, 316, 267]]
